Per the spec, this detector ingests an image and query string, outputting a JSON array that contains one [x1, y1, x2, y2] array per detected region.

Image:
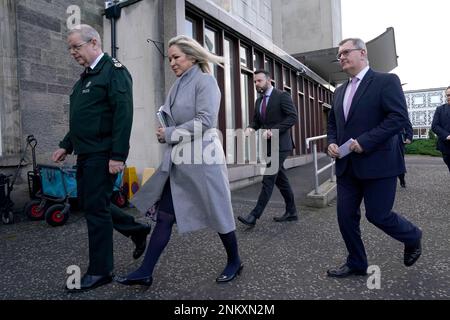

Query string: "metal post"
[[111, 16, 116, 58], [105, 2, 121, 58], [313, 142, 319, 194], [330, 157, 335, 182], [305, 135, 336, 193]]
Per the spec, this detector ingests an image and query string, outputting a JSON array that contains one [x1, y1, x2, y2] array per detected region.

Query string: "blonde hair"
[[168, 35, 224, 73]]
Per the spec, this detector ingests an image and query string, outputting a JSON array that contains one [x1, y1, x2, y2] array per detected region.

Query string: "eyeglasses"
[[67, 39, 92, 52], [336, 48, 363, 60]]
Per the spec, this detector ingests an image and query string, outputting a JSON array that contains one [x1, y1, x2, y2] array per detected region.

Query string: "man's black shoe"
[[326, 264, 367, 278], [404, 238, 422, 267], [131, 225, 151, 259], [273, 211, 298, 222], [66, 273, 113, 293], [237, 214, 257, 227]]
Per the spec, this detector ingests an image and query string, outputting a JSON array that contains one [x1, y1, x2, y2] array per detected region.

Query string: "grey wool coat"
[[131, 64, 236, 234]]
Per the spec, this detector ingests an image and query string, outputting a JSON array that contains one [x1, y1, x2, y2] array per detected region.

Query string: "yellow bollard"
[[123, 167, 140, 200], [141, 168, 155, 186]]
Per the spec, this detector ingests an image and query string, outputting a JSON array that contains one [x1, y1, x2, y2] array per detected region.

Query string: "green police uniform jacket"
[[59, 53, 132, 162]]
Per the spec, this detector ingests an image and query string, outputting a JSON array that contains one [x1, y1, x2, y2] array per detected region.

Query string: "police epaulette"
[[111, 57, 123, 68]]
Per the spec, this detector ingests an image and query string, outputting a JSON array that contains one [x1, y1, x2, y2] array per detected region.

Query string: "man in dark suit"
[[326, 38, 422, 278], [431, 86, 450, 172], [398, 122, 413, 188], [238, 70, 298, 227]]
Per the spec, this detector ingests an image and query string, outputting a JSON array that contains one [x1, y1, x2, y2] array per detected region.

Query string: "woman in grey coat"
[[115, 35, 243, 287]]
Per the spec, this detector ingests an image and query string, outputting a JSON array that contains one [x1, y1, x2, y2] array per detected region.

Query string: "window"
[[204, 27, 218, 77], [283, 66, 291, 88], [253, 50, 263, 71], [413, 96, 424, 106], [240, 72, 253, 163], [240, 73, 250, 130], [240, 44, 251, 69], [264, 57, 274, 87], [224, 38, 236, 130], [185, 18, 195, 39], [275, 62, 282, 89], [264, 57, 273, 77]]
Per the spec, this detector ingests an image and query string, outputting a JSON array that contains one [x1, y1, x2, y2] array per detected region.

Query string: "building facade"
[[1, 0, 339, 188], [404, 87, 446, 139]]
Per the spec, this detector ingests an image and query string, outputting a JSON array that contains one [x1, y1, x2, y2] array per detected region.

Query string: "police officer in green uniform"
[[52, 24, 150, 292]]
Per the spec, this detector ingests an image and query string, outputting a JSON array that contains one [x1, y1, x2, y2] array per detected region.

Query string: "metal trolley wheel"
[[1, 210, 14, 225], [45, 204, 70, 227], [24, 199, 48, 221]]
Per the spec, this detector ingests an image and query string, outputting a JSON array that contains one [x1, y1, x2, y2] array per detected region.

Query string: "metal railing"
[[305, 135, 335, 194]]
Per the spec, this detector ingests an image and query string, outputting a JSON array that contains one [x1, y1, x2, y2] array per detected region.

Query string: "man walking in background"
[[238, 70, 298, 227], [431, 86, 450, 172]]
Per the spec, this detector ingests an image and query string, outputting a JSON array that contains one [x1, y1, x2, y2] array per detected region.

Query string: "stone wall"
[[10, 0, 104, 164], [0, 0, 21, 159]]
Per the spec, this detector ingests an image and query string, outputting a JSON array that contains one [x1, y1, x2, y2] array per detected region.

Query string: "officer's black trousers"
[[76, 152, 144, 275]]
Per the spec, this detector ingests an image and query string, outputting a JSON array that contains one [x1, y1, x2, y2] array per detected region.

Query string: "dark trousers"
[[251, 151, 296, 218], [336, 162, 422, 271], [443, 153, 450, 172], [398, 173, 405, 185], [77, 152, 146, 275]]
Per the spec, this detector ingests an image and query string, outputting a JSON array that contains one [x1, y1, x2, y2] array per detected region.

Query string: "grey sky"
[[341, 0, 449, 91]]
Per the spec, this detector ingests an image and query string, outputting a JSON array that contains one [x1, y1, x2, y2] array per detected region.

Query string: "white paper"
[[338, 138, 354, 159]]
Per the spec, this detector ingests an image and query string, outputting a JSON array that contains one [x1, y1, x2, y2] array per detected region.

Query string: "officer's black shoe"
[[404, 238, 422, 267], [66, 273, 113, 293], [237, 214, 257, 227], [326, 264, 367, 278], [131, 225, 151, 259], [273, 211, 298, 222]]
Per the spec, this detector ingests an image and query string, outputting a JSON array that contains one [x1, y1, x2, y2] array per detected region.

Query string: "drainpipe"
[[105, 1, 122, 58]]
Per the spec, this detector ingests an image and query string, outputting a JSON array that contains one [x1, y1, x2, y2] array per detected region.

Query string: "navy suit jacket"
[[431, 104, 450, 154], [327, 68, 409, 179], [249, 88, 297, 152]]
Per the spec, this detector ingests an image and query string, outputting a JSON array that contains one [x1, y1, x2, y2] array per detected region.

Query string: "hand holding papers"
[[338, 138, 354, 159]]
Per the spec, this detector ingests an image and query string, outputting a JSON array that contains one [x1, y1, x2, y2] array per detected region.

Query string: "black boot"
[[216, 231, 243, 283]]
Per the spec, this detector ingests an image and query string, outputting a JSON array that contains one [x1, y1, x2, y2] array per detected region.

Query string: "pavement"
[[0, 155, 449, 300]]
